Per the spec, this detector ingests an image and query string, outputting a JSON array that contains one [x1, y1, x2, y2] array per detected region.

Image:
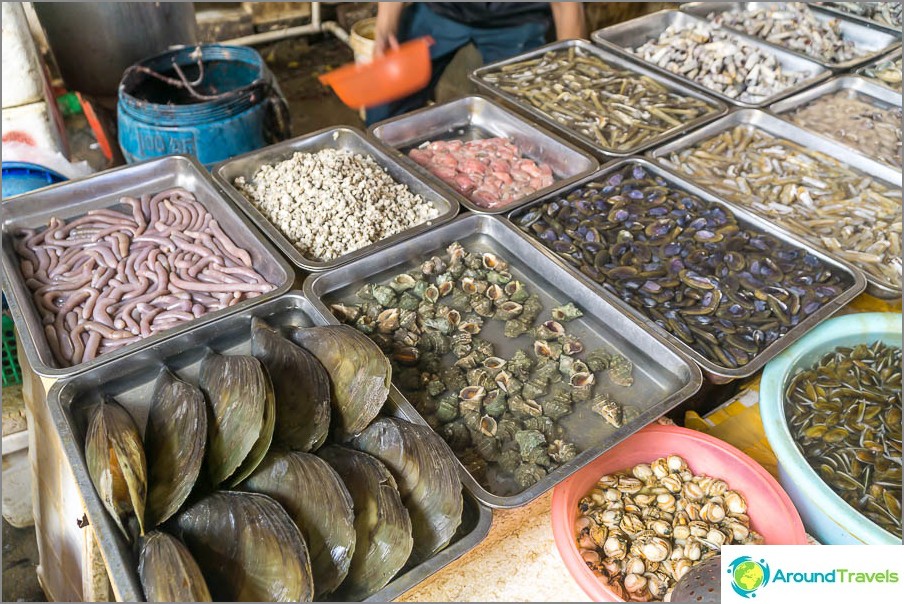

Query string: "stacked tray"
[[506, 158, 866, 383], [211, 126, 459, 274], [369, 95, 599, 215], [591, 9, 831, 108], [469, 38, 728, 157], [649, 109, 901, 299], [48, 292, 492, 602], [0, 155, 294, 379], [770, 75, 902, 169], [681, 2, 901, 71], [305, 213, 703, 507]]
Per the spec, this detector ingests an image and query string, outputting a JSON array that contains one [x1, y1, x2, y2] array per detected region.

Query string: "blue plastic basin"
[[760, 312, 902, 544], [2, 161, 68, 199]]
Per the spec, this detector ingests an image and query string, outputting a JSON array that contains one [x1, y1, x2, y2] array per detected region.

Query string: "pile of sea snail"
[[785, 341, 902, 538], [332, 242, 634, 496], [513, 164, 849, 369], [575, 455, 762, 602]]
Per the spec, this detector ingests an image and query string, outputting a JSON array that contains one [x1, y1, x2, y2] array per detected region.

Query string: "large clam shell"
[[144, 369, 206, 527], [84, 396, 146, 541], [242, 451, 356, 598], [351, 417, 463, 564], [290, 325, 390, 438], [176, 491, 314, 602], [250, 318, 330, 452], [319, 445, 413, 601], [199, 353, 275, 487], [138, 530, 211, 602]]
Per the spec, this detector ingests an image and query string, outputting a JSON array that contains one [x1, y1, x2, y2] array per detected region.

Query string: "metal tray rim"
[[679, 2, 902, 71], [590, 9, 833, 109], [0, 153, 295, 380], [816, 2, 903, 32], [856, 47, 904, 92], [467, 38, 729, 157], [504, 157, 868, 382], [367, 94, 601, 216], [303, 213, 704, 508], [45, 291, 494, 603], [647, 108, 901, 298], [210, 125, 461, 273]]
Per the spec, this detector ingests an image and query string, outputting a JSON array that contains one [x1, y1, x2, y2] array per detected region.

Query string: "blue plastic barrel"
[[1, 161, 69, 309], [117, 45, 290, 167]]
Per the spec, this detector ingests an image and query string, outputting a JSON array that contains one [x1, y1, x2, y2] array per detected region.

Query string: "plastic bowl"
[[760, 312, 901, 545], [551, 424, 807, 602], [318, 36, 433, 109], [2, 161, 67, 199]]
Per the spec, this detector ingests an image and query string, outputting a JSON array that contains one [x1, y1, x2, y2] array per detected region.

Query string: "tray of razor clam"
[[770, 76, 902, 169], [51, 292, 492, 602], [650, 109, 902, 299], [305, 214, 703, 509], [591, 10, 831, 108], [681, 2, 901, 71]]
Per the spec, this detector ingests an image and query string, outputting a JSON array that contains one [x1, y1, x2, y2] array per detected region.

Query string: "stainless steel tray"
[[211, 126, 459, 273], [816, 2, 903, 32], [591, 9, 832, 108], [506, 158, 867, 383], [856, 48, 903, 91], [46, 291, 492, 602], [368, 95, 600, 216], [0, 154, 294, 380], [681, 2, 901, 71], [648, 108, 902, 299], [304, 214, 702, 508], [769, 74, 902, 168], [468, 38, 728, 158]]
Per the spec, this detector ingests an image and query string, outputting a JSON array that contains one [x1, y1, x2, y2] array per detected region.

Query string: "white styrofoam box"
[[2, 2, 45, 109], [2, 100, 66, 155], [2, 430, 33, 528]]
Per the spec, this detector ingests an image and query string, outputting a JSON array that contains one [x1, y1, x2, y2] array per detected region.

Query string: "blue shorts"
[[364, 4, 549, 125]]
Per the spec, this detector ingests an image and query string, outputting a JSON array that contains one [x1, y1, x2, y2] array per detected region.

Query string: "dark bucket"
[[117, 44, 290, 167]]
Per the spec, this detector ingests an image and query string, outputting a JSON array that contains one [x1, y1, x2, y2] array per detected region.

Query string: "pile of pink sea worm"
[[408, 137, 555, 209], [13, 187, 275, 367]]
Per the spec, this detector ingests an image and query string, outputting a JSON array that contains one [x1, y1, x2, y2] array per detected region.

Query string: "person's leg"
[[365, 5, 471, 125], [471, 20, 550, 65]]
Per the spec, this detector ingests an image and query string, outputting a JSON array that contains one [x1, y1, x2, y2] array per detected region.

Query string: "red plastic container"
[[550, 424, 808, 602], [318, 36, 433, 109]]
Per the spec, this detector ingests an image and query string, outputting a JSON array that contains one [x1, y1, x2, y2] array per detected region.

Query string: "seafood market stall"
[[1, 2, 902, 602]]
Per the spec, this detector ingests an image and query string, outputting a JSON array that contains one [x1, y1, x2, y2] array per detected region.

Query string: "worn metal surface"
[[507, 158, 866, 383], [649, 109, 901, 299], [681, 2, 901, 70], [469, 39, 727, 158], [591, 9, 831, 108], [369, 95, 599, 216], [47, 292, 492, 602], [305, 213, 702, 508], [211, 126, 459, 273], [0, 155, 293, 381]]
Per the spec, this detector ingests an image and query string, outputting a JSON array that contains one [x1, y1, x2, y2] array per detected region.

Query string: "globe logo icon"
[[727, 556, 771, 598]]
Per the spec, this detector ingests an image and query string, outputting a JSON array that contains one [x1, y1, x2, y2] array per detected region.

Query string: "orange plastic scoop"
[[319, 36, 433, 109]]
